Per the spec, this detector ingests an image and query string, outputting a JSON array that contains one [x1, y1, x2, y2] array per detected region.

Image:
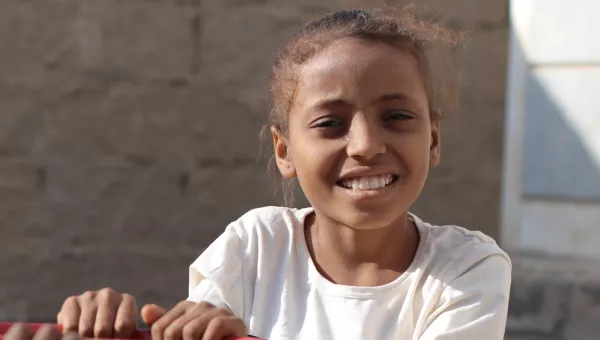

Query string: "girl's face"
[[273, 38, 440, 230]]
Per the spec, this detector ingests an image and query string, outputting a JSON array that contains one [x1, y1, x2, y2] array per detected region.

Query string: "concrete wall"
[[0, 0, 509, 323], [502, 1, 600, 338], [508, 252, 600, 339], [501, 0, 600, 259]]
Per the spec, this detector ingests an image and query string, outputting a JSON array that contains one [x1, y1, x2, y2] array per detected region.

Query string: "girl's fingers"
[[4, 324, 34, 340], [57, 289, 140, 338], [150, 301, 194, 340], [114, 294, 138, 338], [140, 304, 167, 326], [61, 333, 83, 340], [94, 289, 122, 338], [31, 325, 62, 340], [180, 313, 212, 340], [163, 302, 217, 340], [200, 315, 246, 340], [5, 324, 82, 340], [57, 297, 81, 334], [77, 292, 98, 337]]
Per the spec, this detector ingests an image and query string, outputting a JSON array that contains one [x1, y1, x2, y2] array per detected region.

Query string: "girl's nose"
[[346, 116, 385, 162]]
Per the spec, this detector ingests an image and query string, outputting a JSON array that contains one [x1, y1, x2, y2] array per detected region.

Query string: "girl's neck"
[[304, 211, 419, 287]]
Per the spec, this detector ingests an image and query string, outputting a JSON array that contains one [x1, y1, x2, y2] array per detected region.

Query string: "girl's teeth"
[[342, 175, 394, 190], [369, 177, 379, 188], [359, 178, 369, 190]]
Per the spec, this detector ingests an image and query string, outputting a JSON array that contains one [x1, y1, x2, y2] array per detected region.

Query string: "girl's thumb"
[[141, 304, 167, 325]]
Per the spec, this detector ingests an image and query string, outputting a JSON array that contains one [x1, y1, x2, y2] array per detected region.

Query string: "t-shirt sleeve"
[[186, 224, 245, 320], [419, 253, 512, 340]]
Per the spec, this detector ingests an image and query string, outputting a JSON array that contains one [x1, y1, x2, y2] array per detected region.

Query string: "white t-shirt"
[[187, 206, 512, 340]]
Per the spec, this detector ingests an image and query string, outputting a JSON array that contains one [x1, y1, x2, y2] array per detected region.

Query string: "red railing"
[[0, 323, 261, 340]]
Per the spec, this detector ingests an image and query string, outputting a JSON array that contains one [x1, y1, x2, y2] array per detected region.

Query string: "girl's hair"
[[264, 7, 464, 205]]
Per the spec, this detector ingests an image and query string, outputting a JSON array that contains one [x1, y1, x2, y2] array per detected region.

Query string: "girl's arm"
[[419, 255, 512, 340]]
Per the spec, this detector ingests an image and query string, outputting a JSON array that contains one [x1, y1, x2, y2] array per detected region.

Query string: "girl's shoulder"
[[410, 213, 512, 280], [188, 206, 309, 306], [411, 213, 501, 249]]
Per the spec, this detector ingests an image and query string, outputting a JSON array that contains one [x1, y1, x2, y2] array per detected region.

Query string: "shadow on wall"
[[521, 68, 600, 201]]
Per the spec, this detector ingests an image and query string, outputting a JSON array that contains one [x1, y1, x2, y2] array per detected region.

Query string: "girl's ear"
[[271, 126, 297, 178], [429, 118, 441, 167]]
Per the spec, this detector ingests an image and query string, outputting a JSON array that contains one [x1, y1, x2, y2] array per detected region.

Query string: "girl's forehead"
[[294, 39, 427, 108]]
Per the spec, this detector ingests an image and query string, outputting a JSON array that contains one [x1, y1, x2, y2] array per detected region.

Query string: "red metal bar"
[[0, 323, 261, 340]]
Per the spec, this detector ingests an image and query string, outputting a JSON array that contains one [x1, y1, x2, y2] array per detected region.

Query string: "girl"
[[55, 8, 511, 340]]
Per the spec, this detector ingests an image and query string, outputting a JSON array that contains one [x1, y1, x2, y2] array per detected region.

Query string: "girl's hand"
[[3, 324, 81, 340], [57, 288, 137, 338], [142, 301, 247, 340]]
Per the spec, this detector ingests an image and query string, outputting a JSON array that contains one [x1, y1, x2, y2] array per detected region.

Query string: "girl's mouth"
[[337, 174, 399, 191]]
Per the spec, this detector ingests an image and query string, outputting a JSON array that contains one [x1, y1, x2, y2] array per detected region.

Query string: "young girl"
[[54, 8, 511, 340]]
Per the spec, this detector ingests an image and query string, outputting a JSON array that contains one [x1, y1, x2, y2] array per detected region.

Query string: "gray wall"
[[0, 0, 508, 322]]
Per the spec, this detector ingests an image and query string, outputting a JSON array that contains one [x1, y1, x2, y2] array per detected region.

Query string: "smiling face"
[[273, 37, 440, 230]]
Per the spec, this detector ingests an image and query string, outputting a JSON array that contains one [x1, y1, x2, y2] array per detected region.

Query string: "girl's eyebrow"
[[309, 98, 351, 111], [377, 92, 423, 111], [307, 92, 413, 111], [378, 93, 410, 103]]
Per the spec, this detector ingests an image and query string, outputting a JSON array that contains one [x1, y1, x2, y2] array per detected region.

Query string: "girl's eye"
[[313, 119, 343, 128], [384, 110, 414, 121]]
